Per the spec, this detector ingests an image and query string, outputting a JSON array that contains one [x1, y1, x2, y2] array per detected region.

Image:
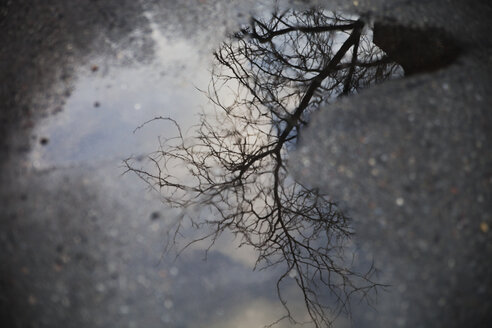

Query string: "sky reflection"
[[26, 7, 392, 328]]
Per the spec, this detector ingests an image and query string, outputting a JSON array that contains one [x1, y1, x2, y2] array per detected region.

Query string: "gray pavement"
[[294, 0, 492, 327]]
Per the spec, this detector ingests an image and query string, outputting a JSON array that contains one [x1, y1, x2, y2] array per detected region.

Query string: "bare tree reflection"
[[125, 8, 401, 327]]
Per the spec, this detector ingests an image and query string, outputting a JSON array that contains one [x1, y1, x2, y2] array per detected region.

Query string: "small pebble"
[[164, 299, 174, 309], [28, 295, 37, 305]]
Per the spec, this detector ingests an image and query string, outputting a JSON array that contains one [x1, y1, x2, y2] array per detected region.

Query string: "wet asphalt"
[[1, 0, 491, 327], [293, 0, 492, 327]]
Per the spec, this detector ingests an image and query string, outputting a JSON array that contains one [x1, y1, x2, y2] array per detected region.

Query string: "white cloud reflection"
[[29, 17, 213, 169]]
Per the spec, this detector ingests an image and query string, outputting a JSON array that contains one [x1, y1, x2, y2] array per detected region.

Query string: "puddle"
[[124, 9, 404, 327], [29, 16, 211, 168], [27, 6, 460, 328]]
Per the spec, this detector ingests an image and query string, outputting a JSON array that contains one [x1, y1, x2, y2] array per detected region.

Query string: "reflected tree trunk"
[[125, 7, 402, 327], [373, 23, 461, 75]]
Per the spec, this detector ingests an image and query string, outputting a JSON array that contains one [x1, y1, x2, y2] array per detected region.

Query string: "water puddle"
[[28, 6, 460, 328], [29, 16, 210, 168]]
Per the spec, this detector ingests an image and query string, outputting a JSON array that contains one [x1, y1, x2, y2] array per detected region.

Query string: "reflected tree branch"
[[124, 7, 400, 328]]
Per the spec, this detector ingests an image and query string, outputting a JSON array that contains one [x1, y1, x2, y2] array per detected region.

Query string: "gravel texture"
[[292, 1, 492, 327]]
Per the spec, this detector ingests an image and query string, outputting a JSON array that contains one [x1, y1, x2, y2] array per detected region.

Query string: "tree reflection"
[[125, 8, 401, 327]]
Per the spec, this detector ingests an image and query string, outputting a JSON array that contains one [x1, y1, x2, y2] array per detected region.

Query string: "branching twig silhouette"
[[124, 7, 400, 327]]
